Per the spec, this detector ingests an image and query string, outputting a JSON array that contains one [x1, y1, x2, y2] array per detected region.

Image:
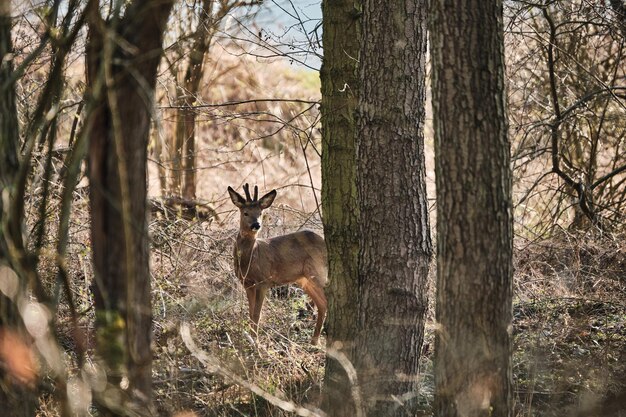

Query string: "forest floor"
[[31, 187, 625, 417], [140, 212, 625, 417], [29, 51, 624, 417]]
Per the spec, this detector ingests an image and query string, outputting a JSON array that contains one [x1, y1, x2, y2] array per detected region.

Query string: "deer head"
[[228, 184, 277, 236]]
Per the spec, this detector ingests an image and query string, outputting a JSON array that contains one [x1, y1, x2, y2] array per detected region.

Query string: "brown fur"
[[228, 184, 328, 345]]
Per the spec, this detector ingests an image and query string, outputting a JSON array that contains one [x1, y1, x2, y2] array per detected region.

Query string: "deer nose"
[[251, 222, 261, 231]]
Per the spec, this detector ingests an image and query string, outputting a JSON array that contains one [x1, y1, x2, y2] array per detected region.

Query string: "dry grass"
[[141, 218, 626, 416], [511, 232, 626, 416], [151, 44, 323, 211], [15, 36, 625, 417], [148, 202, 326, 416], [147, 51, 328, 416]]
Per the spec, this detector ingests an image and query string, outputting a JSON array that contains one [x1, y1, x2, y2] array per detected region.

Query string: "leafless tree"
[[84, 0, 175, 412], [506, 0, 626, 234]]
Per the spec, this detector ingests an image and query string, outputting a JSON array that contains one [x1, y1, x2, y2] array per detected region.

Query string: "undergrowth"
[[32, 186, 625, 416], [147, 212, 625, 416]]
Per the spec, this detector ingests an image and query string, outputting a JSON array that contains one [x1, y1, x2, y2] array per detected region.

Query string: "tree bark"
[[173, 0, 215, 200], [0, 4, 21, 270], [354, 1, 432, 416], [0, 5, 37, 415], [173, 0, 238, 200], [180, 0, 223, 201], [319, 1, 361, 416], [0, 7, 18, 200], [610, 0, 626, 38], [430, 1, 513, 417], [86, 0, 174, 412]]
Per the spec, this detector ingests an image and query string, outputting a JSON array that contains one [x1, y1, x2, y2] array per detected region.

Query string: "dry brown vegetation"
[[512, 233, 626, 416], [144, 52, 327, 414], [151, 46, 322, 209], [5, 2, 625, 415], [26, 49, 623, 415]]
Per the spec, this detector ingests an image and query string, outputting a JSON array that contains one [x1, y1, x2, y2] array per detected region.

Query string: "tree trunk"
[[0, 4, 21, 272], [610, 0, 626, 38], [0, 5, 37, 414], [173, 99, 197, 199], [173, 0, 219, 200], [86, 0, 174, 412], [319, 1, 361, 416], [181, 112, 196, 200], [430, 1, 513, 417], [0, 7, 18, 199], [354, 1, 432, 416]]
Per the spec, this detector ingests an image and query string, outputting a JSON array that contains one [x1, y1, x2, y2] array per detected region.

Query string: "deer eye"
[[243, 212, 249, 217]]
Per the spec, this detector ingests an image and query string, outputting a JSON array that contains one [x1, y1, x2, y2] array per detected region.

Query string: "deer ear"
[[258, 190, 277, 209], [228, 186, 246, 208]]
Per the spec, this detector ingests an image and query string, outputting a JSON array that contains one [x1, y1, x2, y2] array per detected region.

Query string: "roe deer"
[[228, 184, 328, 345]]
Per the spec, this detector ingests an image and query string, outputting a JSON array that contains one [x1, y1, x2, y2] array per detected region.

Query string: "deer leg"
[[311, 286, 327, 345], [245, 286, 258, 336], [299, 279, 327, 345], [251, 286, 268, 336]]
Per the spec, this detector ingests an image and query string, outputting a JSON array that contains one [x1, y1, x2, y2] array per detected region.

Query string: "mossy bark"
[[319, 1, 361, 416], [430, 1, 513, 416]]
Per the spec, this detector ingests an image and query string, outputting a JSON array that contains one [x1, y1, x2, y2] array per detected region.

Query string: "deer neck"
[[236, 233, 257, 279], [236, 232, 258, 258]]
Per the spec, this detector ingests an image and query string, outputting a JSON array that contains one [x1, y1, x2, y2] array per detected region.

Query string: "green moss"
[[95, 309, 126, 372]]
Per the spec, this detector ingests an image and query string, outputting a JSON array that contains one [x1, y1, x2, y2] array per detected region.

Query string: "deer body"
[[229, 184, 328, 345]]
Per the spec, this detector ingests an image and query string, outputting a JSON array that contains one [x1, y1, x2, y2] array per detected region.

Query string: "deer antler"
[[243, 183, 252, 201], [254, 185, 258, 201]]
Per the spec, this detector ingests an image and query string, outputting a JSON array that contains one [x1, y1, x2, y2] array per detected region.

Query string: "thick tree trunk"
[[0, 6, 37, 415], [0, 6, 20, 270], [319, 1, 361, 416], [354, 1, 432, 416], [86, 0, 174, 412], [430, 1, 513, 417]]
